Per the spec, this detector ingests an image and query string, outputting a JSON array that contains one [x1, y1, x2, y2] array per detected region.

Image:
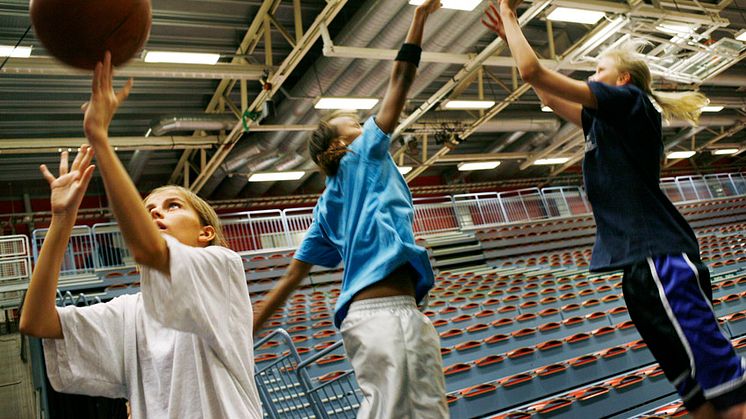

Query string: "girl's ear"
[[618, 71, 632, 85], [198, 225, 216, 246]]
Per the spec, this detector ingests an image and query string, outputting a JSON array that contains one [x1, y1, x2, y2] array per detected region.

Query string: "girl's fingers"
[[70, 146, 85, 172], [93, 61, 102, 95], [40, 164, 56, 184], [487, 1, 500, 20], [78, 165, 96, 193], [484, 6, 501, 28], [59, 151, 69, 176], [104, 51, 113, 92], [79, 145, 94, 170], [481, 18, 500, 34], [116, 78, 134, 103]]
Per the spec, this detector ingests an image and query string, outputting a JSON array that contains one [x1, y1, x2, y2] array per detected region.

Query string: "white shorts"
[[340, 296, 449, 419]]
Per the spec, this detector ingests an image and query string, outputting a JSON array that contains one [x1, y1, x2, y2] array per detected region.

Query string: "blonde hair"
[[600, 41, 709, 125], [145, 185, 227, 247]]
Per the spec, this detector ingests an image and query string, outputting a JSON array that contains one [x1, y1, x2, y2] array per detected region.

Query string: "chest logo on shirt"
[[585, 133, 597, 153]]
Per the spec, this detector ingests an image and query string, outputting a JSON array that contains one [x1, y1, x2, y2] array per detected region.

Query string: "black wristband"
[[395, 43, 422, 67]]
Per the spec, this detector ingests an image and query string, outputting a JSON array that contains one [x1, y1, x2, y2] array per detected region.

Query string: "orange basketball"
[[29, 0, 152, 70]]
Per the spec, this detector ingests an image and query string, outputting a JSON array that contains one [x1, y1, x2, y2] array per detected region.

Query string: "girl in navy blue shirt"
[[485, 1, 745, 417]]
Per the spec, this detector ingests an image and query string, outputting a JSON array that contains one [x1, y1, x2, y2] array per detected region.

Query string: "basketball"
[[29, 0, 152, 70]]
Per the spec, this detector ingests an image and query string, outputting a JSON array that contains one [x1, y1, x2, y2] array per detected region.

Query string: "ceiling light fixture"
[[248, 171, 306, 182], [534, 158, 571, 165], [711, 149, 739, 155], [666, 151, 696, 159], [458, 161, 501, 171], [0, 45, 32, 58], [314, 97, 379, 110], [144, 51, 221, 65], [443, 100, 496, 110], [408, 0, 481, 11], [547, 7, 605, 24]]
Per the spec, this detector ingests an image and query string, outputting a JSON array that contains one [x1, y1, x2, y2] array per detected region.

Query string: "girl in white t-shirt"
[[19, 54, 262, 419]]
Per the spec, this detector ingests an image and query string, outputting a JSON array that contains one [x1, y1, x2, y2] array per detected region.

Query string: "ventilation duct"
[[150, 115, 237, 136]]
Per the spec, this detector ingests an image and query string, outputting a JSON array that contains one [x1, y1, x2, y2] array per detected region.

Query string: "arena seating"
[[246, 196, 746, 418], [29, 185, 746, 418]]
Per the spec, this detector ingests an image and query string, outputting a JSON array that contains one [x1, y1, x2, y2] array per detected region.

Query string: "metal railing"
[[32, 226, 95, 277], [541, 186, 591, 217], [26, 171, 746, 270], [412, 196, 460, 234], [0, 234, 31, 289], [91, 223, 132, 270]]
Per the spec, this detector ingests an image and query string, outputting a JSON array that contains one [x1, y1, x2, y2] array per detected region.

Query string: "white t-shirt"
[[43, 234, 263, 419]]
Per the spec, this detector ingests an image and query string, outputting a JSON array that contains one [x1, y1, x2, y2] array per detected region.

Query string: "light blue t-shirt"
[[294, 117, 435, 328]]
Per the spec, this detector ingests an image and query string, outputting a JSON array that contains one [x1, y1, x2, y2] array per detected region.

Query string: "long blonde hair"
[[601, 41, 709, 125], [145, 185, 227, 247]]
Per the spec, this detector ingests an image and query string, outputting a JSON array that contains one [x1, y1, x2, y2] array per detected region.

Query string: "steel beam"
[[436, 152, 531, 162], [170, 0, 284, 185], [403, 11, 648, 183], [0, 136, 220, 154], [664, 121, 746, 168], [189, 0, 350, 194], [322, 45, 593, 71], [520, 127, 583, 169], [0, 57, 267, 80]]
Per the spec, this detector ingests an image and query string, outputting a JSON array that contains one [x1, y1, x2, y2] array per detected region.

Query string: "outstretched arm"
[[375, 0, 441, 133], [253, 259, 314, 333], [19, 146, 95, 338], [483, 0, 597, 109], [83, 52, 169, 274]]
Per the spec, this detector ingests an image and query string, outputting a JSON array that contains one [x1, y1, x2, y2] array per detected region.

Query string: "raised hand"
[[83, 51, 133, 143], [501, 0, 523, 15], [482, 1, 507, 40], [415, 0, 441, 15], [40, 145, 95, 218], [483, 0, 523, 39]]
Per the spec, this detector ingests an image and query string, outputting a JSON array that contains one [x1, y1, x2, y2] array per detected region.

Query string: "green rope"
[[242, 109, 261, 132]]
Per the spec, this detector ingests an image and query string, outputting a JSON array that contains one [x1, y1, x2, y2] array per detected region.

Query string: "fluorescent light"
[[711, 148, 739, 155], [736, 30, 746, 42], [248, 171, 305, 182], [0, 45, 31, 58], [666, 151, 696, 159], [547, 7, 605, 24], [144, 51, 220, 65], [397, 166, 413, 175], [443, 100, 495, 110], [657, 23, 692, 35], [541, 105, 553, 112], [315, 97, 379, 110], [573, 16, 628, 59], [701, 105, 724, 112], [458, 161, 501, 171], [534, 158, 571, 165], [408, 0, 481, 11]]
